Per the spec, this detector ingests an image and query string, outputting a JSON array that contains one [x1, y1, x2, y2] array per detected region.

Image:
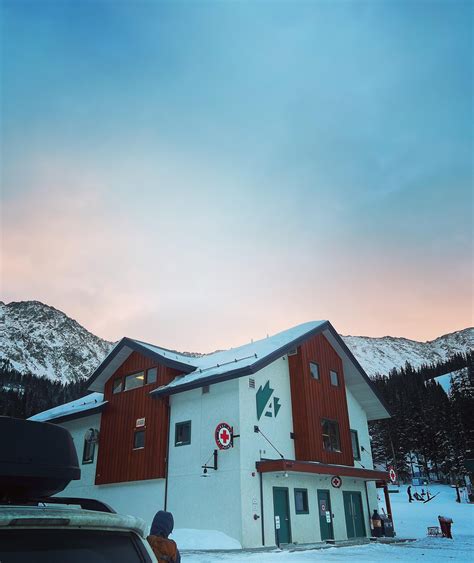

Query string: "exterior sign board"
[[389, 467, 397, 483], [136, 418, 145, 428], [215, 422, 233, 450], [275, 515, 281, 530], [325, 510, 331, 523], [331, 476, 342, 488]]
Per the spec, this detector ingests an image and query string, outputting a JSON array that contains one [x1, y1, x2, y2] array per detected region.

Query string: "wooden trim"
[[256, 459, 389, 481]]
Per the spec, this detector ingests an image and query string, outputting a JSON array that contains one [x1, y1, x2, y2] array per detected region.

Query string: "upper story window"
[[147, 367, 158, 384], [82, 429, 98, 464], [321, 419, 340, 452], [133, 429, 145, 450], [330, 370, 339, 387], [351, 429, 361, 460], [124, 371, 145, 391], [309, 362, 320, 380], [112, 378, 122, 394], [175, 421, 191, 446]]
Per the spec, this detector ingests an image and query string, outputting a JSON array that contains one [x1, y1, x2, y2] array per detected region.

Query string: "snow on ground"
[[178, 484, 473, 562]]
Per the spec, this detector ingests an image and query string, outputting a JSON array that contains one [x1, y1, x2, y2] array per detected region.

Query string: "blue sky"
[[1, 0, 472, 348]]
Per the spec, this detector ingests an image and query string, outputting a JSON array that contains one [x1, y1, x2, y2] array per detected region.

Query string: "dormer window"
[[309, 362, 320, 380], [330, 370, 339, 387], [124, 371, 145, 391], [112, 378, 122, 394]]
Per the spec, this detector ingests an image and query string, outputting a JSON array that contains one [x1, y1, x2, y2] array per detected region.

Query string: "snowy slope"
[[0, 301, 113, 383], [1, 300, 472, 383], [342, 329, 473, 377]]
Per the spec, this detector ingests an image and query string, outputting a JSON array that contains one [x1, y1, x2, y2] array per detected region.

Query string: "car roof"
[[0, 505, 147, 537]]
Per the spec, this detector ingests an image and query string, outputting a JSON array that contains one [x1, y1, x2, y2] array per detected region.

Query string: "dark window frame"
[[330, 370, 339, 387], [124, 371, 145, 391], [82, 438, 95, 464], [146, 367, 158, 385], [133, 429, 145, 450], [309, 362, 320, 380], [321, 418, 341, 452], [294, 488, 309, 514], [175, 420, 192, 446], [350, 429, 361, 460], [112, 378, 123, 394]]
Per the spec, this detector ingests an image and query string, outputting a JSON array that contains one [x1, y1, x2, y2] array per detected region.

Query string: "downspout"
[[259, 471, 265, 546], [164, 398, 171, 511], [364, 481, 373, 537]]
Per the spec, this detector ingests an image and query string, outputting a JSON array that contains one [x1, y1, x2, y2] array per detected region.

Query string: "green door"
[[317, 489, 334, 541], [273, 487, 291, 544], [343, 491, 366, 538]]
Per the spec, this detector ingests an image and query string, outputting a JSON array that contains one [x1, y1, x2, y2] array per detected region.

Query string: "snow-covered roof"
[[85, 320, 390, 421], [157, 321, 327, 391], [28, 392, 106, 423]]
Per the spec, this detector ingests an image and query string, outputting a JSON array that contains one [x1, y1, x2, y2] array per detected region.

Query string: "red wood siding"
[[95, 352, 181, 485], [288, 333, 353, 466]]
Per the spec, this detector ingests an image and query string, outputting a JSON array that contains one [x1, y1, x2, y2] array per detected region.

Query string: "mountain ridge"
[[1, 300, 472, 383]]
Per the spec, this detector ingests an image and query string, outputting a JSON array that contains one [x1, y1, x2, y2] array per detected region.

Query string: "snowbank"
[[171, 528, 241, 550]]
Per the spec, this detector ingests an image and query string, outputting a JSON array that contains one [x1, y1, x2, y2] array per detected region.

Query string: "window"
[[309, 362, 320, 380], [124, 371, 145, 391], [133, 429, 145, 449], [147, 368, 158, 384], [330, 370, 339, 387], [82, 435, 96, 464], [175, 421, 191, 446], [351, 430, 361, 460], [321, 419, 341, 452], [112, 378, 122, 394], [294, 488, 309, 514]]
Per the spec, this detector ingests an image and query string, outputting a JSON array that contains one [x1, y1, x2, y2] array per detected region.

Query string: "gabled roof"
[[87, 337, 197, 393], [147, 321, 391, 421], [85, 321, 390, 421]]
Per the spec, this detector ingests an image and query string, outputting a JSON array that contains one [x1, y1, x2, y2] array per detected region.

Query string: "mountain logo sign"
[[256, 381, 281, 420]]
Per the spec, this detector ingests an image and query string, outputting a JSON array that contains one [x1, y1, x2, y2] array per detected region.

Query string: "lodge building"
[[31, 321, 394, 548]]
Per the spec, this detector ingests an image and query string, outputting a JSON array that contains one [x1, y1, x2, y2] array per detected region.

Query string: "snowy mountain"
[[1, 300, 472, 383], [0, 301, 113, 383], [343, 329, 473, 377]]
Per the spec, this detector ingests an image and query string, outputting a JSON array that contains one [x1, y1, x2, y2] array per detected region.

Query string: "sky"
[[1, 0, 472, 350]]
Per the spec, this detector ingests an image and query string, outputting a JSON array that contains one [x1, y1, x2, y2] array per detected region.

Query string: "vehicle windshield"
[[0, 529, 152, 562]]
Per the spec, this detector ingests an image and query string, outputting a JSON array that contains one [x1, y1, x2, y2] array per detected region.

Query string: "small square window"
[[147, 368, 158, 384], [351, 430, 361, 461], [112, 378, 122, 394], [133, 430, 145, 449], [309, 362, 320, 380], [175, 421, 191, 446], [124, 371, 145, 391], [330, 370, 339, 387], [294, 489, 309, 514]]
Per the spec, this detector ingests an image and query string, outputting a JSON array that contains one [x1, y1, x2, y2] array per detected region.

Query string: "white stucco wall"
[[238, 356, 295, 547], [59, 415, 165, 529], [166, 379, 243, 544]]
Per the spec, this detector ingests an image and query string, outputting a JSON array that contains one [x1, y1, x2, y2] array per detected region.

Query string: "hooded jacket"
[[147, 511, 181, 563]]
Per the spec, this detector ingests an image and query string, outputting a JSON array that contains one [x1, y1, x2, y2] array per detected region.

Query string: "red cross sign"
[[215, 422, 233, 450], [331, 476, 342, 488]]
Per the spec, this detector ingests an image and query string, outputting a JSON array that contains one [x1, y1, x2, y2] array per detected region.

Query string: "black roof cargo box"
[[0, 417, 80, 500]]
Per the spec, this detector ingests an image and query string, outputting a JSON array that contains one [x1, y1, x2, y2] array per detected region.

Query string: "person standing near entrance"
[[147, 510, 181, 563], [407, 485, 413, 503]]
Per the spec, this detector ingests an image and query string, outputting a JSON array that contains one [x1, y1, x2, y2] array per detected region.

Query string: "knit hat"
[[150, 510, 174, 537]]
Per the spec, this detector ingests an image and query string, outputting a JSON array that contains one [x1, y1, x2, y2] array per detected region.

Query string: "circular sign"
[[389, 467, 397, 483], [331, 476, 342, 488], [215, 422, 233, 450]]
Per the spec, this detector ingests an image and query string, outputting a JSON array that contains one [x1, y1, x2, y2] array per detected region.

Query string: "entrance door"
[[317, 489, 334, 541], [343, 491, 366, 538], [273, 487, 291, 544]]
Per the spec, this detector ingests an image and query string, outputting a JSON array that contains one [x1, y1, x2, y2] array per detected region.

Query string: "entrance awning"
[[256, 459, 389, 482]]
